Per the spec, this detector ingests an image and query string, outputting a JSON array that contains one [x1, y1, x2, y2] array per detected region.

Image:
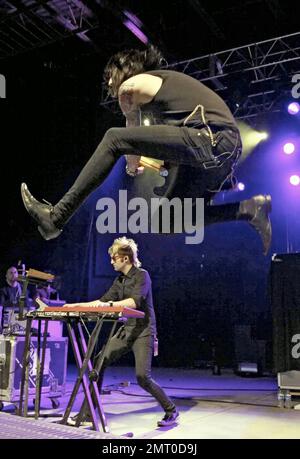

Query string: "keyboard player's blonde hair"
[[108, 237, 142, 268]]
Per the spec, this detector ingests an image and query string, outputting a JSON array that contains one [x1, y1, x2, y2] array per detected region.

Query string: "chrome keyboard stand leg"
[[76, 322, 110, 432], [77, 320, 118, 432], [34, 320, 49, 419], [19, 318, 32, 417], [61, 319, 103, 431]]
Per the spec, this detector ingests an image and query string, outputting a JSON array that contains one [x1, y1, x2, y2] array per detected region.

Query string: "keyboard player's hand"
[[36, 297, 47, 310]]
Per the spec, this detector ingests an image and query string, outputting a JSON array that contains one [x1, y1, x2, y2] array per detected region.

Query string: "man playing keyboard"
[[62, 236, 178, 428]]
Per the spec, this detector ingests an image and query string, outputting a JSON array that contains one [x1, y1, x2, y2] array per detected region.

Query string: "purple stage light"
[[123, 10, 143, 28], [123, 19, 148, 44], [290, 175, 300, 186], [283, 143, 295, 154], [288, 102, 300, 115], [237, 182, 245, 191]]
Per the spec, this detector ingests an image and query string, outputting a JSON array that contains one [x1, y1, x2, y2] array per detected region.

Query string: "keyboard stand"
[[60, 316, 117, 432], [18, 305, 144, 432], [18, 317, 50, 419], [70, 318, 119, 430]]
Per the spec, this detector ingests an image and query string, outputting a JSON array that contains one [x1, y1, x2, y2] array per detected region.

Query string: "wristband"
[[126, 165, 138, 177]]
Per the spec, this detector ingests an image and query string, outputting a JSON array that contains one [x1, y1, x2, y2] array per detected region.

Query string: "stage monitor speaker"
[[270, 253, 300, 373], [277, 370, 300, 390]]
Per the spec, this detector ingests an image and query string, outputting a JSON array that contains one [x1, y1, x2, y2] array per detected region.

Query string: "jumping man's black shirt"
[[100, 266, 157, 338], [142, 69, 238, 130]]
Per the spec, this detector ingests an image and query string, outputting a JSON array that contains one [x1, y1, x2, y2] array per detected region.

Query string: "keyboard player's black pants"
[[93, 326, 176, 414]]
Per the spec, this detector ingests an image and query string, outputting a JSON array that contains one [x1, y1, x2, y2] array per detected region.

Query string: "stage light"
[[123, 10, 143, 28], [237, 122, 269, 161], [123, 19, 148, 44], [237, 182, 245, 191], [257, 132, 268, 140], [143, 118, 150, 126], [283, 143, 295, 155], [247, 131, 268, 143], [288, 102, 300, 115], [290, 175, 300, 186]]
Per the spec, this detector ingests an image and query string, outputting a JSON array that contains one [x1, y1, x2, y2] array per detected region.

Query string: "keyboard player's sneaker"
[[67, 412, 93, 427], [157, 409, 179, 427]]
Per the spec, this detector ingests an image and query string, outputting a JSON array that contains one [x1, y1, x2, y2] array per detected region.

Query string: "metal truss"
[[100, 32, 300, 125], [0, 0, 99, 59], [0, 0, 150, 60]]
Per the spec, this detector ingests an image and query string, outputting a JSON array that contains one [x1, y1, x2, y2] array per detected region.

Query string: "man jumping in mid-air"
[[21, 45, 271, 254]]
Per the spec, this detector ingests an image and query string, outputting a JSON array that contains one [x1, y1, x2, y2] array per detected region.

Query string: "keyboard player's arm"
[[63, 270, 149, 309], [63, 298, 137, 309], [63, 299, 107, 308], [104, 270, 150, 310], [103, 298, 137, 309], [62, 298, 142, 311], [100, 278, 139, 309], [63, 279, 121, 308], [62, 278, 120, 308]]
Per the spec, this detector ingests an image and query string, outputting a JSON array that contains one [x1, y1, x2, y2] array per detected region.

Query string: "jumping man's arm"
[[118, 81, 141, 126], [118, 74, 162, 174], [118, 80, 142, 173]]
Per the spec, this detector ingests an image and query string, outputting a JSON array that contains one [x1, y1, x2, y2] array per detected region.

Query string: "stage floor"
[[1, 365, 300, 439]]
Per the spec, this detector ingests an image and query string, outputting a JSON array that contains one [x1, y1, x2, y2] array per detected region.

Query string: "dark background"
[[0, 0, 299, 370]]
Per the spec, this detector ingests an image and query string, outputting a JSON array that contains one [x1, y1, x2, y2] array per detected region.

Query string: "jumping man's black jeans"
[[53, 124, 242, 226]]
